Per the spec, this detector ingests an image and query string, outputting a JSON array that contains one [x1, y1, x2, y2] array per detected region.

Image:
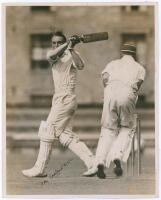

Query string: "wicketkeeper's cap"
[[121, 43, 136, 54]]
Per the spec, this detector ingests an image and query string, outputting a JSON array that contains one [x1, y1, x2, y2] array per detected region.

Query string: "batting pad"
[[38, 121, 55, 142]]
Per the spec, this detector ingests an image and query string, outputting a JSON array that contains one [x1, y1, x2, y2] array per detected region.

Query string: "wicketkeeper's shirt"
[[102, 55, 146, 91]]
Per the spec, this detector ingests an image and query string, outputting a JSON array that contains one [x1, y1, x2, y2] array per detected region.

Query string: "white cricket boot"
[[82, 165, 97, 177], [22, 141, 52, 177]]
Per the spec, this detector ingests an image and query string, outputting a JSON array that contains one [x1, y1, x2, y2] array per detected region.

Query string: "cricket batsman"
[[84, 44, 146, 178], [22, 31, 94, 177]]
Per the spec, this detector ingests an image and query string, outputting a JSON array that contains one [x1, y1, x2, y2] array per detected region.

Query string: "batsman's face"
[[52, 36, 65, 49]]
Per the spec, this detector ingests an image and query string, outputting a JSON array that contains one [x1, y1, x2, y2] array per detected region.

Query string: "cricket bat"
[[79, 32, 109, 43]]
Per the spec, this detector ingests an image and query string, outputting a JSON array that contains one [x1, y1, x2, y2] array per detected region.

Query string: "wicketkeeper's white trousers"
[[105, 127, 134, 167], [95, 126, 134, 168], [95, 127, 116, 166]]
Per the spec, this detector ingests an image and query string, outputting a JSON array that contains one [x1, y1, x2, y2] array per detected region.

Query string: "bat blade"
[[81, 32, 108, 43]]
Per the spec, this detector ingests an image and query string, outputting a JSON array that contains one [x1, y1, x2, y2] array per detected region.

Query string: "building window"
[[122, 6, 147, 12], [31, 6, 50, 12], [121, 33, 147, 66], [131, 6, 139, 11], [31, 34, 51, 69]]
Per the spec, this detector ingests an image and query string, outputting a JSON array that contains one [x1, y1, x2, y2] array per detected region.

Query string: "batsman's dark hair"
[[52, 31, 67, 42]]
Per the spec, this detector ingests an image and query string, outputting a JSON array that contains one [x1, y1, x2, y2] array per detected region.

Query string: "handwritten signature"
[[41, 158, 73, 185]]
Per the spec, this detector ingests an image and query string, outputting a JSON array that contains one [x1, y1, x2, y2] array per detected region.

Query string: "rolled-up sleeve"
[[138, 66, 146, 81], [71, 50, 85, 70], [46, 50, 58, 65], [102, 66, 108, 76], [101, 62, 112, 76]]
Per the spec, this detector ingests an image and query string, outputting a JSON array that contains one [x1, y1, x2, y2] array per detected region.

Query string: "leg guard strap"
[[59, 129, 79, 147]]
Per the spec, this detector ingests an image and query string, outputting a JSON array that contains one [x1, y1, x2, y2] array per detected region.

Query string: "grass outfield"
[[5, 148, 157, 196]]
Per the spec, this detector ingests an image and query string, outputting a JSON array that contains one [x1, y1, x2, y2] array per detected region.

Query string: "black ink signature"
[[41, 158, 73, 185], [49, 158, 73, 178]]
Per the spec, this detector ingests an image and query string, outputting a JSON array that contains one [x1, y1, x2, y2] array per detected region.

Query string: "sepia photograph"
[[2, 1, 159, 197]]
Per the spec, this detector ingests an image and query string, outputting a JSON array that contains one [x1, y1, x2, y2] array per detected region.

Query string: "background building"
[[6, 5, 155, 106]]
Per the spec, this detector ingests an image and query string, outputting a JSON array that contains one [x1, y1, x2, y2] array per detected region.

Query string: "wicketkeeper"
[[83, 44, 146, 178], [22, 31, 94, 177]]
